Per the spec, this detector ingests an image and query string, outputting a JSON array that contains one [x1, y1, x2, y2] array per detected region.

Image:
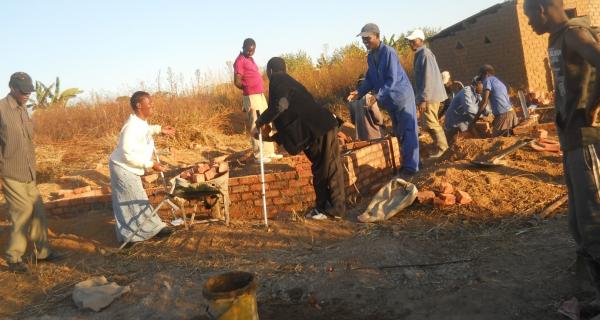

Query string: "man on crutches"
[[109, 91, 176, 246], [253, 57, 346, 220]]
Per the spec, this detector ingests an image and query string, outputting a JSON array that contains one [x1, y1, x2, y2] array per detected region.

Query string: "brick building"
[[428, 0, 600, 92]]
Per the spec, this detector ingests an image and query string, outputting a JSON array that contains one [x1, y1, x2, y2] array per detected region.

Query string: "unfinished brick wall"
[[429, 1, 527, 88], [46, 139, 401, 220]]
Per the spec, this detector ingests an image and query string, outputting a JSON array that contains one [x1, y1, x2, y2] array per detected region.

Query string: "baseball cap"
[[406, 29, 426, 41], [357, 23, 380, 37], [9, 72, 34, 94]]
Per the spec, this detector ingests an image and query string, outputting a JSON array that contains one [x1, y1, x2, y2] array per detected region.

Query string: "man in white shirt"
[[109, 91, 175, 244]]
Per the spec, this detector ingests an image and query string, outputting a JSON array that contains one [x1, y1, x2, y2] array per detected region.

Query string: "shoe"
[[155, 227, 173, 238], [305, 208, 328, 220], [8, 261, 29, 273], [254, 157, 271, 164], [37, 251, 66, 263], [427, 148, 448, 159]]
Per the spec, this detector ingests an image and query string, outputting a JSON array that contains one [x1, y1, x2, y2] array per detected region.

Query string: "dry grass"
[[31, 45, 415, 176]]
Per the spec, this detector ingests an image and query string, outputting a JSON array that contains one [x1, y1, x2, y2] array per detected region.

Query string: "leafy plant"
[[30, 77, 83, 109]]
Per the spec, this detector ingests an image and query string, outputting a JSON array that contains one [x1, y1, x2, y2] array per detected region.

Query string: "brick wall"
[[46, 138, 402, 220], [516, 0, 596, 92], [430, 0, 598, 93], [429, 1, 527, 89]]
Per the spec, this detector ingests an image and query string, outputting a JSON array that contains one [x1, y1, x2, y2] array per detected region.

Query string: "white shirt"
[[110, 114, 161, 176]]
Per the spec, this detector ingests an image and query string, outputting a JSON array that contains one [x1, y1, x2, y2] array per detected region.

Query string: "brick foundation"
[[46, 138, 401, 219]]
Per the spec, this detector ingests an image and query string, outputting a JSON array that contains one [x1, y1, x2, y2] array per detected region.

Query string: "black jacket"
[[257, 73, 338, 155]]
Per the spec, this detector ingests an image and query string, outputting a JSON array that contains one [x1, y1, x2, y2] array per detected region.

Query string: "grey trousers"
[[3, 177, 51, 263], [564, 144, 600, 292]]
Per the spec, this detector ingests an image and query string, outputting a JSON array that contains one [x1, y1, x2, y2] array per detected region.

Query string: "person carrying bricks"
[[0, 72, 64, 273], [254, 57, 345, 220], [470, 64, 519, 137], [233, 38, 282, 163], [524, 0, 600, 315], [348, 23, 420, 178], [407, 29, 449, 159], [109, 91, 176, 245]]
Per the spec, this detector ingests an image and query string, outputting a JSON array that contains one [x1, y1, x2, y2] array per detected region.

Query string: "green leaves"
[[29, 76, 83, 109]]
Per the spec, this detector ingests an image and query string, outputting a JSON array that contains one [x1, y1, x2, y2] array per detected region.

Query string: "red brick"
[[73, 186, 92, 194], [253, 199, 271, 206], [195, 163, 211, 174], [436, 182, 454, 195], [241, 192, 255, 200], [263, 174, 276, 182], [142, 174, 159, 184], [434, 194, 456, 207], [417, 190, 436, 204], [239, 176, 259, 185], [289, 179, 310, 188], [455, 190, 473, 205], [266, 190, 280, 198], [231, 185, 249, 193], [273, 197, 291, 205], [250, 184, 263, 192], [229, 178, 241, 186], [204, 168, 218, 181]]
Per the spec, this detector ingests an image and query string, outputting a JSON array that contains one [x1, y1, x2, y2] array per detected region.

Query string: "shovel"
[[471, 138, 533, 168]]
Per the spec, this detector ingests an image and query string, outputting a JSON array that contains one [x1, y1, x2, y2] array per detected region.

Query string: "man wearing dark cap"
[[254, 57, 345, 220], [348, 23, 419, 178], [0, 72, 62, 273]]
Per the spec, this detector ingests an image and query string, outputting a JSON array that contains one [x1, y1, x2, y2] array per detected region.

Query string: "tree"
[[30, 77, 83, 109]]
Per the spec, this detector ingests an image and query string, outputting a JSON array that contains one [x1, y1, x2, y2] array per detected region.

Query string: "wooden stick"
[[352, 258, 473, 270], [539, 194, 568, 219]]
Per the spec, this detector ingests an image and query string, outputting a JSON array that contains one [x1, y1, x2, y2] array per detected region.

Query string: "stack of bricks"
[[45, 138, 402, 219]]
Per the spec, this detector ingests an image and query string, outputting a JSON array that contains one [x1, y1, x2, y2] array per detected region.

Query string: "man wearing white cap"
[[408, 29, 449, 158]]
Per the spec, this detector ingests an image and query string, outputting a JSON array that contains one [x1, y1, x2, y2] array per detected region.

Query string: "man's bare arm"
[[565, 27, 600, 126], [234, 73, 243, 90]]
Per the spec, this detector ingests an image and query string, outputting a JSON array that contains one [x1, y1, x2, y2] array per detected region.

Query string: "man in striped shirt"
[[0, 72, 62, 273]]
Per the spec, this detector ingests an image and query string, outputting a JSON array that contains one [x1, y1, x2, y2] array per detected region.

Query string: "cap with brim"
[[357, 23, 380, 37], [9, 72, 34, 94], [406, 29, 426, 41]]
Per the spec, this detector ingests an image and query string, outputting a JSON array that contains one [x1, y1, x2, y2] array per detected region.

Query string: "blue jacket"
[[357, 44, 416, 114]]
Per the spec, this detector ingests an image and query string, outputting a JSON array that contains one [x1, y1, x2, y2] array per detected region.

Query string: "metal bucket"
[[202, 271, 258, 320]]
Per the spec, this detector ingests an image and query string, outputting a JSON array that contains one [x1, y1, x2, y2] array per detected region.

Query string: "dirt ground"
[[0, 134, 591, 320]]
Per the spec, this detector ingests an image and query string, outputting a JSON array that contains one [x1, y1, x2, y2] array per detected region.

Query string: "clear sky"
[[2, 0, 502, 99]]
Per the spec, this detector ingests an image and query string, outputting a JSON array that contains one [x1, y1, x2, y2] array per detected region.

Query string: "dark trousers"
[[564, 144, 600, 293], [304, 128, 346, 218]]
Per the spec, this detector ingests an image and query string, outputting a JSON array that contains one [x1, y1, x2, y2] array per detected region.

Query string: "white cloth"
[[110, 114, 161, 176]]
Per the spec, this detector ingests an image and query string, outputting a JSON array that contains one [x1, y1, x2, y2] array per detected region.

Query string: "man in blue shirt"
[[348, 23, 420, 177], [408, 29, 449, 158], [471, 64, 519, 136], [444, 76, 490, 145]]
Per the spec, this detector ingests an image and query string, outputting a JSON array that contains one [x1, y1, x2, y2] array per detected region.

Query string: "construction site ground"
[[0, 135, 590, 320]]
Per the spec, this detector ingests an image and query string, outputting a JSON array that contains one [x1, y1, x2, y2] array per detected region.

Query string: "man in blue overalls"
[[348, 23, 420, 178]]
